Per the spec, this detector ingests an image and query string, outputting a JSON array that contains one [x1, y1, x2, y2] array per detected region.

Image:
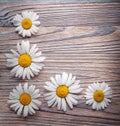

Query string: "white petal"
[[5, 53, 16, 58], [30, 63, 40, 74], [32, 57, 45, 62], [44, 92, 55, 97], [55, 74, 62, 85], [44, 85, 55, 92], [17, 42, 23, 54], [61, 98, 66, 111], [45, 81, 56, 89], [101, 101, 105, 109], [23, 106, 29, 117], [69, 84, 80, 91], [45, 92, 56, 101], [29, 85, 36, 94], [52, 99, 58, 108], [8, 99, 19, 104], [67, 94, 78, 105], [33, 21, 40, 25], [92, 102, 97, 110], [10, 102, 20, 111], [16, 83, 23, 94], [61, 72, 68, 84], [88, 85, 95, 92], [66, 73, 73, 86], [12, 88, 21, 96], [14, 102, 21, 112], [30, 63, 43, 71], [32, 99, 42, 106], [25, 67, 31, 80], [30, 101, 39, 110], [6, 60, 18, 67], [31, 12, 39, 21], [28, 104, 36, 115], [30, 25, 38, 34], [10, 65, 20, 76], [47, 95, 57, 107], [16, 26, 23, 33], [23, 83, 28, 93], [29, 44, 37, 55], [9, 92, 19, 99], [69, 87, 82, 94], [22, 40, 30, 53], [66, 96, 73, 109], [22, 68, 27, 79], [13, 14, 22, 26], [33, 51, 42, 58], [17, 105, 23, 116], [22, 30, 27, 37], [86, 99, 94, 105], [50, 77, 58, 86], [15, 66, 24, 78], [57, 97, 62, 110], [32, 93, 41, 99], [10, 49, 19, 56], [31, 89, 40, 97]]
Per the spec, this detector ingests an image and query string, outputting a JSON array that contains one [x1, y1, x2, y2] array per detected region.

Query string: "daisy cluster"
[[5, 11, 112, 118]]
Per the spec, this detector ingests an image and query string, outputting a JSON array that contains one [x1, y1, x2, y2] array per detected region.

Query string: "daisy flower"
[[85, 82, 112, 110], [5, 40, 45, 79], [44, 72, 83, 111], [8, 83, 42, 117], [13, 11, 40, 37]]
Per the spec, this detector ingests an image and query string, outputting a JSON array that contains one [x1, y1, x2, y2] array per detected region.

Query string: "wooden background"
[[0, 2, 120, 126]]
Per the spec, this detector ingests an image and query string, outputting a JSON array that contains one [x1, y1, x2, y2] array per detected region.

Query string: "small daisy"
[[85, 82, 112, 110], [8, 83, 42, 117], [44, 72, 83, 111], [5, 40, 45, 79], [13, 11, 40, 37]]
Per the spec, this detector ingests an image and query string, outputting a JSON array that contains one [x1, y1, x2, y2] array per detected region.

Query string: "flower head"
[[5, 40, 45, 79], [8, 83, 42, 117], [44, 72, 83, 111], [13, 11, 40, 37], [85, 82, 112, 110]]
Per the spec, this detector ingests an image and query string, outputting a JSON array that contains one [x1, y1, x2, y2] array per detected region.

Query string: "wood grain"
[[0, 2, 120, 126]]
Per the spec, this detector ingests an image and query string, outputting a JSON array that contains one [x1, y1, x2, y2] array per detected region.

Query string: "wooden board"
[[0, 2, 120, 126]]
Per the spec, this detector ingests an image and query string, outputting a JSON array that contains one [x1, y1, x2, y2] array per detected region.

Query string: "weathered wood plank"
[[0, 2, 120, 26], [0, 2, 120, 126]]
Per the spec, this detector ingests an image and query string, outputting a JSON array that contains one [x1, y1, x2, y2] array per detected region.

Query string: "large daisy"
[[85, 82, 112, 110], [8, 83, 42, 117], [44, 72, 83, 111], [5, 40, 45, 79], [13, 11, 40, 37]]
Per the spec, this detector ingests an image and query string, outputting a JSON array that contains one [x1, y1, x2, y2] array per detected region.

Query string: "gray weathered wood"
[[0, 2, 120, 126]]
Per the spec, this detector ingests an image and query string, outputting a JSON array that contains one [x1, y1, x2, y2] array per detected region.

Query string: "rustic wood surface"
[[0, 2, 120, 126]]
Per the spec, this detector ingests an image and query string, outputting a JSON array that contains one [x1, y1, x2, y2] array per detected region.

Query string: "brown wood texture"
[[0, 2, 120, 126]]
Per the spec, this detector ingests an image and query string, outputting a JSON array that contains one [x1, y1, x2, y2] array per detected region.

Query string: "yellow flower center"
[[21, 18, 32, 30], [18, 54, 32, 68], [56, 85, 69, 98], [93, 90, 105, 102], [20, 93, 31, 105]]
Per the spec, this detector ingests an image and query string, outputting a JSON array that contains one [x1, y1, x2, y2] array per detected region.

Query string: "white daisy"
[[8, 83, 42, 117], [44, 72, 83, 111], [5, 40, 45, 79], [13, 11, 40, 37], [85, 82, 112, 110]]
